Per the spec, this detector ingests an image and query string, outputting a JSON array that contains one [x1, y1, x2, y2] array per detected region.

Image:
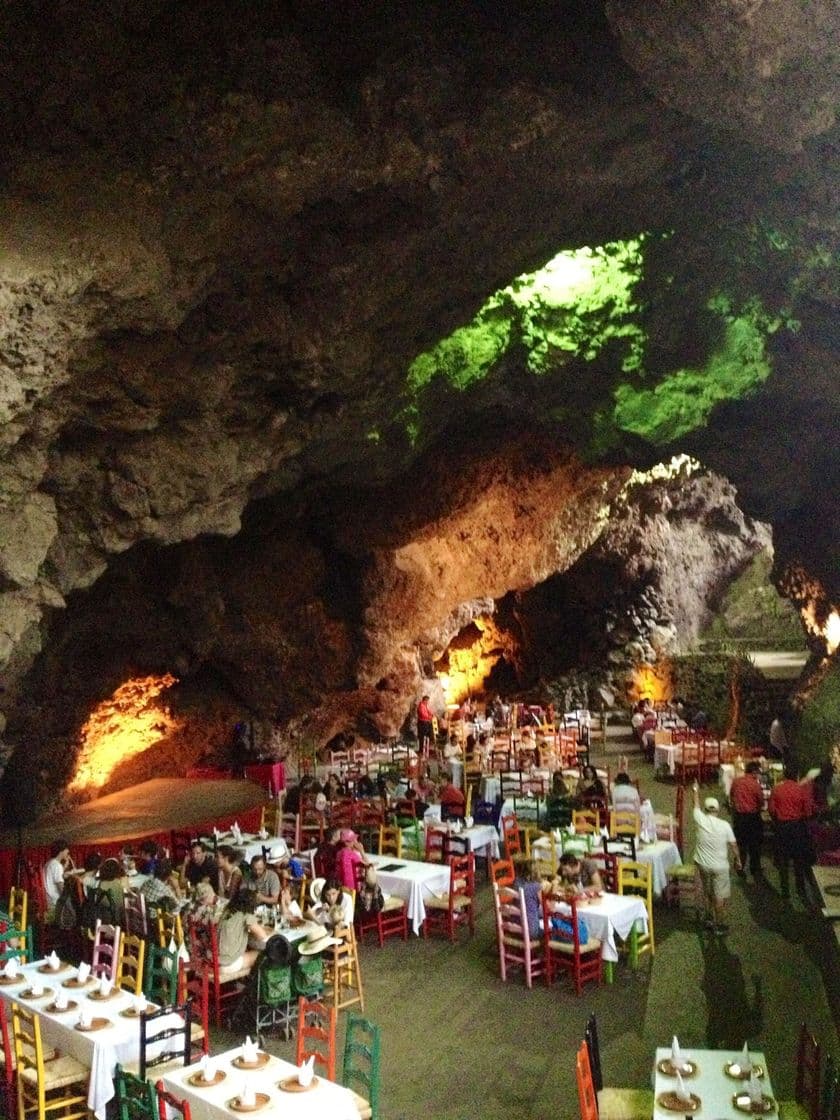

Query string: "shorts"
[[697, 865, 731, 902]]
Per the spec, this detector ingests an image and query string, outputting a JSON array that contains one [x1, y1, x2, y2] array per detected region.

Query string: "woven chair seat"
[[21, 1054, 88, 1090], [381, 896, 405, 913], [425, 894, 472, 911], [547, 936, 602, 954]]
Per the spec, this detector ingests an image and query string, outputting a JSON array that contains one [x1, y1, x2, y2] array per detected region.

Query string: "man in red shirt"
[[729, 762, 765, 879], [768, 768, 813, 902], [417, 695, 435, 757]]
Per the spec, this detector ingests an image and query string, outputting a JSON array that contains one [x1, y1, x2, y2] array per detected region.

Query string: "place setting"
[[278, 1055, 318, 1094], [187, 1055, 227, 1088], [0, 958, 24, 986], [120, 993, 158, 1019], [45, 988, 77, 1013], [227, 1081, 271, 1113], [62, 961, 96, 989], [230, 1036, 272, 1071], [37, 950, 71, 976], [88, 976, 121, 1001], [74, 1005, 111, 1033], [656, 1038, 701, 1113]]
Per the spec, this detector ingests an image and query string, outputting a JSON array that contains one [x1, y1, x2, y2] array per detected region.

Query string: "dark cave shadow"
[[700, 930, 765, 1048]]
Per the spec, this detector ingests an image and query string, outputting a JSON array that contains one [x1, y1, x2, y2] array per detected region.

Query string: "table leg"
[[629, 922, 639, 969], [604, 960, 614, 984]]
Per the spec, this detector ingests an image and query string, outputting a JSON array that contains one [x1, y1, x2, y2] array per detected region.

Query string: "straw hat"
[[297, 929, 340, 956], [309, 878, 326, 903]]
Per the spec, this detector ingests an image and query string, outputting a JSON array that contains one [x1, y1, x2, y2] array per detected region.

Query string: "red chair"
[[155, 1081, 192, 1120], [296, 996, 336, 1081], [576, 1039, 599, 1120], [500, 814, 522, 859], [542, 893, 602, 996], [490, 858, 515, 888], [352, 864, 408, 948], [424, 828, 447, 865], [422, 854, 475, 942], [187, 920, 251, 1028], [493, 883, 544, 988], [588, 850, 618, 894], [675, 742, 700, 783], [177, 961, 210, 1060]]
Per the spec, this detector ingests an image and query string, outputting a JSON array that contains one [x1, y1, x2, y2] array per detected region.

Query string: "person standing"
[[729, 761, 765, 880], [416, 694, 435, 757], [692, 782, 740, 933], [768, 767, 813, 903]]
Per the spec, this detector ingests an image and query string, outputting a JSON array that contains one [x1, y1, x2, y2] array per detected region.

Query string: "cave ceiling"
[[0, 0, 839, 800]]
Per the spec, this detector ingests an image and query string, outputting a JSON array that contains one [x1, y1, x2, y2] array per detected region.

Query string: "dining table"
[[652, 1045, 776, 1120], [632, 840, 682, 898], [365, 853, 451, 935], [572, 892, 648, 970], [0, 957, 185, 1120], [161, 1042, 362, 1120], [403, 820, 500, 860]]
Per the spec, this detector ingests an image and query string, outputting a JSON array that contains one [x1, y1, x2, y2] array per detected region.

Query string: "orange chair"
[[422, 854, 475, 942], [576, 1039, 599, 1120], [493, 883, 544, 988], [296, 997, 337, 1081], [500, 815, 522, 859], [542, 893, 602, 996], [155, 1081, 192, 1120], [490, 858, 515, 888]]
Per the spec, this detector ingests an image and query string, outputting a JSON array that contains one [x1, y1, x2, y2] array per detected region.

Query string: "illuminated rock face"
[[0, 3, 837, 805]]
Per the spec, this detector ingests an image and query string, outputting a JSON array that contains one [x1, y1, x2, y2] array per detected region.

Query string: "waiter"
[[768, 767, 813, 903], [416, 694, 435, 757], [729, 761, 765, 880]]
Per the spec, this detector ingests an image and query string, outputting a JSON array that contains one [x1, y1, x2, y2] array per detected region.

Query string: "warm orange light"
[[628, 662, 672, 704], [67, 674, 180, 800], [435, 617, 505, 704]]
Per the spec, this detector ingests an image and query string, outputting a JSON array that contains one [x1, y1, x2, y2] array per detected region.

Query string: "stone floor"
[[212, 728, 840, 1120]]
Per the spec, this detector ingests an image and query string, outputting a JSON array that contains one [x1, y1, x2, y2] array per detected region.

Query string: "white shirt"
[[43, 857, 65, 906], [693, 807, 736, 871], [612, 783, 641, 814]]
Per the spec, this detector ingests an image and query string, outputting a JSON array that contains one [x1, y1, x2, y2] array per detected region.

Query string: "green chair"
[[400, 819, 423, 860], [143, 942, 179, 1004], [342, 1014, 381, 1120], [114, 1063, 157, 1120]]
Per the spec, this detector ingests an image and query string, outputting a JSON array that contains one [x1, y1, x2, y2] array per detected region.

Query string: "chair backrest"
[[795, 1022, 821, 1120], [143, 943, 179, 1005], [342, 1014, 381, 1120], [378, 825, 402, 858], [12, 1003, 51, 1113], [92, 920, 122, 980], [543, 893, 587, 957], [444, 833, 469, 860], [114, 1063, 158, 1120], [609, 810, 640, 838], [157, 910, 184, 949], [177, 962, 210, 1058], [587, 850, 618, 894], [425, 828, 447, 863], [123, 890, 148, 939], [296, 996, 337, 1081], [576, 1039, 599, 1120], [8, 887, 27, 932], [501, 814, 521, 857], [496, 884, 529, 944], [448, 853, 475, 902], [140, 1001, 192, 1079], [154, 1081, 192, 1120], [490, 858, 516, 888], [572, 809, 600, 835], [117, 932, 146, 995], [617, 861, 652, 907], [280, 813, 302, 850]]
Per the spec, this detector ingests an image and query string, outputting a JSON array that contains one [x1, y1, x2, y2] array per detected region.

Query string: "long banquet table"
[[653, 1046, 775, 1120], [366, 853, 450, 935], [162, 1043, 362, 1120], [0, 958, 184, 1119]]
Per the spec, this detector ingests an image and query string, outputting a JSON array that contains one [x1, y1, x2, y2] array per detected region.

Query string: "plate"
[[0, 975, 22, 986], [75, 1017, 111, 1032], [188, 1071, 227, 1087], [656, 1091, 701, 1112], [20, 988, 53, 1001], [231, 1053, 271, 1070], [38, 962, 71, 974], [88, 989, 120, 1001], [227, 1094, 271, 1113], [278, 1076, 318, 1094], [725, 1062, 765, 1081], [63, 977, 95, 989], [657, 1059, 699, 1078], [120, 1005, 158, 1018], [733, 1093, 776, 1114], [46, 1000, 77, 1013]]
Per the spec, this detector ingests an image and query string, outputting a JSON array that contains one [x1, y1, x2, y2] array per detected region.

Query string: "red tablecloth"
[[243, 761, 285, 793]]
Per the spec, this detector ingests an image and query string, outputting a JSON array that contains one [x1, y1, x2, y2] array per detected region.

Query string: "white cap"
[[704, 796, 720, 812]]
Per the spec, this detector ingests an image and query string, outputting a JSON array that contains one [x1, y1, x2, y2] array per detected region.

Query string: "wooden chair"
[[609, 810, 640, 840], [675, 743, 700, 784], [123, 891, 148, 939], [585, 1013, 654, 1120], [91, 920, 121, 981], [156, 911, 183, 950], [324, 926, 365, 1013], [296, 997, 337, 1082], [500, 814, 522, 860], [352, 865, 407, 948], [8, 889, 28, 961], [116, 933, 146, 995], [665, 861, 701, 913], [524, 829, 556, 879], [143, 943, 179, 1006], [177, 962, 210, 1061], [187, 920, 251, 1028], [424, 828, 447, 865], [138, 1001, 192, 1079], [154, 1082, 191, 1120], [493, 883, 544, 988], [422, 854, 475, 942], [576, 1039, 599, 1120], [490, 858, 516, 888], [280, 813, 302, 851], [377, 826, 402, 858], [587, 850, 618, 894], [114, 1064, 157, 1120], [341, 1014, 381, 1120], [617, 861, 654, 962], [0, 999, 16, 1120], [542, 893, 602, 996], [11, 1004, 90, 1120], [260, 802, 281, 837], [571, 809, 600, 835]]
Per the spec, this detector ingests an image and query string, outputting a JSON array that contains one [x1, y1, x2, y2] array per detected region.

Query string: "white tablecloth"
[[575, 893, 648, 964], [162, 1043, 362, 1120], [498, 797, 547, 828], [653, 1047, 774, 1120], [403, 822, 499, 860], [480, 776, 501, 803], [654, 743, 680, 775], [625, 841, 682, 898], [0, 959, 184, 1120], [366, 853, 450, 935]]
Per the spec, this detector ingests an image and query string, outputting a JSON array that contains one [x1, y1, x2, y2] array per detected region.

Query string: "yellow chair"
[[8, 889, 27, 936], [116, 933, 146, 995], [617, 861, 654, 962], [572, 809, 600, 835], [609, 810, 640, 839], [378, 826, 402, 858], [12, 1003, 91, 1120], [156, 910, 183, 950], [324, 926, 365, 1013], [523, 828, 557, 879], [260, 803, 281, 836]]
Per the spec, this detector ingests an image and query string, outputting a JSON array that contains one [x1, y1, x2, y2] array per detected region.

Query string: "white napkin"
[[30, 977, 44, 997], [600, 826, 609, 839], [740, 1041, 752, 1076], [54, 987, 68, 1009], [239, 1081, 255, 1107], [298, 1055, 315, 1087], [213, 827, 221, 839], [48, 950, 60, 970], [258, 828, 268, 840], [675, 1071, 692, 1105], [3, 959, 18, 979], [288, 901, 302, 919], [99, 977, 113, 997], [78, 1005, 92, 1028], [132, 993, 148, 1014], [77, 962, 91, 983], [671, 1035, 684, 1069], [200, 1055, 218, 1082], [748, 1071, 763, 1105], [568, 823, 576, 836], [242, 1035, 258, 1063]]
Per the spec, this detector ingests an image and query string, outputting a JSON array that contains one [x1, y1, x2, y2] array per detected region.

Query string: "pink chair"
[[91, 920, 122, 981], [493, 883, 544, 988]]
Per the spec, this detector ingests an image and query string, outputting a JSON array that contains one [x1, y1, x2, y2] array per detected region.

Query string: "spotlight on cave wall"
[[434, 616, 510, 703], [67, 674, 180, 801], [629, 662, 673, 705]]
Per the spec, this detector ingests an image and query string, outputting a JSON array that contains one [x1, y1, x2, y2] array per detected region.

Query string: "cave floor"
[[210, 727, 839, 1120]]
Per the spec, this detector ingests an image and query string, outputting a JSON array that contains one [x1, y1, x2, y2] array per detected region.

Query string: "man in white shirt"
[[42, 839, 71, 913], [692, 782, 740, 933]]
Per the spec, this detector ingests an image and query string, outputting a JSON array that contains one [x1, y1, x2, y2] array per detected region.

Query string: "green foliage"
[[671, 652, 767, 743], [794, 663, 840, 774], [701, 550, 807, 652]]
